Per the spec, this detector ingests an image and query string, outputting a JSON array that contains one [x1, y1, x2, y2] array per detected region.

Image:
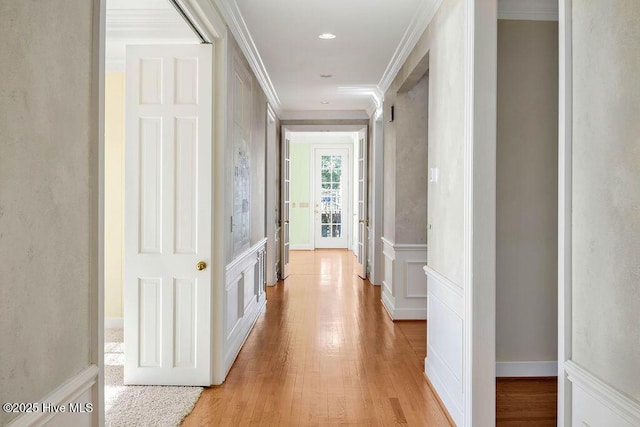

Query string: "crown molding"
[[214, 0, 281, 115], [498, 0, 558, 21], [279, 110, 369, 121], [377, 0, 443, 96]]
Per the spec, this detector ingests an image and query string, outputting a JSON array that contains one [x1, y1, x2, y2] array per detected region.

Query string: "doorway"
[[284, 131, 358, 253], [103, 0, 212, 421]]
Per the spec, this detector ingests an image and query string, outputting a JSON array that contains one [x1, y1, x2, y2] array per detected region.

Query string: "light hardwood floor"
[[183, 249, 452, 426]]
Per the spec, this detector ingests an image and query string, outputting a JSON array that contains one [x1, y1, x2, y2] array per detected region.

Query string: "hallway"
[[183, 250, 451, 426]]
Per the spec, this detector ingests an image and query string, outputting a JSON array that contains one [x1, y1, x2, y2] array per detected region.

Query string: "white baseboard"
[[496, 361, 558, 377], [390, 307, 427, 320], [105, 317, 123, 329], [8, 365, 98, 427], [566, 360, 640, 426]]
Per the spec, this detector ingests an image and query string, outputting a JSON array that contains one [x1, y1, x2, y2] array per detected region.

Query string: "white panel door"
[[124, 44, 213, 386], [355, 130, 368, 278], [280, 137, 290, 279], [314, 148, 350, 248]]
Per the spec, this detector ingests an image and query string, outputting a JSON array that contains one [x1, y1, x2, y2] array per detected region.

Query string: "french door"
[[314, 148, 350, 248]]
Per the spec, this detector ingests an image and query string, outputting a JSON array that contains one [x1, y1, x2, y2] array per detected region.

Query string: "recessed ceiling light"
[[320, 74, 332, 78], [318, 33, 336, 40], [321, 101, 330, 105]]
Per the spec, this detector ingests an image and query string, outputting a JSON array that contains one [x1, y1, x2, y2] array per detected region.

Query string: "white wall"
[[496, 19, 558, 373], [0, 1, 99, 425]]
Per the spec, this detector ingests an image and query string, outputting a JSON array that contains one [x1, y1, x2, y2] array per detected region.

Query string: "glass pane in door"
[[320, 155, 343, 238]]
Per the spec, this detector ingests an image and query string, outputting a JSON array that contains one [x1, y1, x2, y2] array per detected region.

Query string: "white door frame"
[[558, 0, 572, 424], [463, 0, 497, 425]]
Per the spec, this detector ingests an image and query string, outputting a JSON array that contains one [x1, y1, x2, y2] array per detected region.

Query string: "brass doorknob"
[[196, 261, 207, 271]]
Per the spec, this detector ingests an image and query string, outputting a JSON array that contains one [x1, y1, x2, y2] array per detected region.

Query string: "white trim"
[[95, 0, 106, 424], [279, 110, 369, 121], [497, 0, 558, 21], [393, 243, 428, 251], [225, 237, 268, 273], [463, 0, 497, 425], [7, 365, 99, 427], [378, 0, 444, 95], [558, 0, 573, 425], [424, 266, 464, 296], [496, 361, 558, 377], [214, 0, 281, 115], [565, 360, 640, 424], [105, 317, 123, 329]]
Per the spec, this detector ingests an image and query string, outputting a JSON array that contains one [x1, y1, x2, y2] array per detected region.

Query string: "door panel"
[[124, 44, 213, 386], [314, 148, 349, 248]]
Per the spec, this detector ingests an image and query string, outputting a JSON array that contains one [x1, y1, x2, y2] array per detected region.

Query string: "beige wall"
[[395, 74, 429, 244], [572, 0, 640, 399], [496, 20, 558, 363], [0, 1, 97, 424], [383, 0, 466, 284], [105, 73, 125, 319]]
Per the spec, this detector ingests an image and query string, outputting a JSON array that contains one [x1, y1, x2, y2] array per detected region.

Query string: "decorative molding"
[[279, 110, 369, 121], [225, 237, 267, 273], [498, 0, 559, 21], [378, 0, 444, 95], [566, 360, 640, 424], [381, 239, 427, 320], [426, 344, 464, 426], [8, 365, 98, 427], [424, 266, 464, 296], [496, 361, 558, 377], [105, 317, 123, 329], [405, 260, 428, 298], [214, 0, 281, 114]]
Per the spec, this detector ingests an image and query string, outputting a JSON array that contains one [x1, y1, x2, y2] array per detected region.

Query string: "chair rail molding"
[[566, 360, 640, 426], [7, 365, 99, 427]]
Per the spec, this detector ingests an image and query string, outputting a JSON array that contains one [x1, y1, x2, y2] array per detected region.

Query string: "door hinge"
[[230, 216, 234, 232]]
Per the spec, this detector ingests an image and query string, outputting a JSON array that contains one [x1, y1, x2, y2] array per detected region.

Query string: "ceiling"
[[105, 0, 429, 115], [233, 0, 423, 114]]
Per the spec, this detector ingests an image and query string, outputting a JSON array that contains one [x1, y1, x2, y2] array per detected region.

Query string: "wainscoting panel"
[[425, 266, 464, 426], [223, 239, 267, 375], [566, 360, 640, 426], [380, 238, 427, 320]]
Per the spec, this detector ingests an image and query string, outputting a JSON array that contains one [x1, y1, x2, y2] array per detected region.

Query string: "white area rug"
[[105, 329, 203, 427]]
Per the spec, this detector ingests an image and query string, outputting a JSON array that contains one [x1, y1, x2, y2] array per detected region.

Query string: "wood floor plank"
[[182, 250, 452, 426]]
